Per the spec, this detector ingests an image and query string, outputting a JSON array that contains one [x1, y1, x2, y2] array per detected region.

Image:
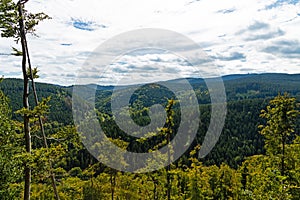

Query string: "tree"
[[259, 93, 299, 176], [187, 145, 212, 199], [164, 99, 175, 200], [239, 155, 286, 199], [0, 83, 23, 199], [258, 93, 300, 199], [286, 135, 300, 199], [0, 1, 52, 199]]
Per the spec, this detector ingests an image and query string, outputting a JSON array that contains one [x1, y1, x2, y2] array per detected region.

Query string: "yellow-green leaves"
[[27, 67, 39, 79], [259, 93, 299, 156], [15, 96, 50, 117], [11, 46, 23, 56]]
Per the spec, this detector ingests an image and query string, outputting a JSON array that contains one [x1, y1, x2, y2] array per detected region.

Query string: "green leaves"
[[15, 96, 50, 117], [24, 12, 51, 36], [0, 89, 23, 199], [0, 0, 50, 40], [259, 93, 299, 156], [11, 46, 23, 56], [27, 67, 39, 79], [254, 93, 300, 198], [0, 0, 18, 39]]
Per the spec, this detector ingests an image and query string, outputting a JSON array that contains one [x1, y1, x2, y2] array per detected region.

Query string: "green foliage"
[[11, 46, 23, 56], [2, 73, 300, 198], [259, 93, 299, 156], [0, 0, 50, 40], [0, 0, 19, 39], [240, 93, 300, 199], [15, 96, 51, 117], [239, 155, 284, 199], [27, 67, 39, 79], [0, 78, 73, 124], [0, 87, 23, 199]]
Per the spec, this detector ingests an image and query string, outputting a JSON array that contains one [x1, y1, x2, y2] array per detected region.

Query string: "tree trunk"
[[167, 133, 171, 200], [166, 100, 174, 200], [17, 2, 60, 199], [282, 136, 285, 176], [152, 176, 158, 200], [23, 15, 60, 200], [18, 3, 31, 200], [110, 171, 116, 200]]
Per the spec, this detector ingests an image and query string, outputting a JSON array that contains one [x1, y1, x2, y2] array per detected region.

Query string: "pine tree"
[[0, 83, 23, 199]]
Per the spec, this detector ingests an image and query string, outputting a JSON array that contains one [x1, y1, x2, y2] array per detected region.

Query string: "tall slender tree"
[[0, 1, 55, 199], [259, 93, 299, 177], [165, 99, 175, 200]]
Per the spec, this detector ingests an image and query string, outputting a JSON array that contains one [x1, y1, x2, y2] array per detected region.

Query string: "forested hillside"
[[1, 74, 300, 199], [1, 0, 300, 199], [1, 74, 300, 168], [0, 78, 73, 124]]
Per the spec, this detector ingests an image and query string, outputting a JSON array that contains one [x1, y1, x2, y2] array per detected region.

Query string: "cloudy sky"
[[0, 0, 300, 85]]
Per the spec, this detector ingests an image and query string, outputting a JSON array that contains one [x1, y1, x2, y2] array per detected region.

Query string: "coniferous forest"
[[1, 0, 300, 199], [1, 74, 300, 199]]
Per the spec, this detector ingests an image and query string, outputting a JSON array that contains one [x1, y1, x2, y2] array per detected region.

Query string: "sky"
[[0, 0, 300, 86]]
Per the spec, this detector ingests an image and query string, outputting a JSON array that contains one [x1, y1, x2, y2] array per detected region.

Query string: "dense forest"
[[1, 74, 300, 199], [1, 0, 300, 199]]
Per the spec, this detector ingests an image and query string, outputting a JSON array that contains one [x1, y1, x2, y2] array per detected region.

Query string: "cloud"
[[213, 52, 246, 61], [217, 8, 236, 14], [245, 29, 285, 41], [75, 52, 202, 85], [265, 0, 300, 10], [262, 39, 300, 58], [248, 21, 270, 31], [236, 21, 285, 41], [1, 0, 300, 85], [186, 0, 202, 6], [60, 43, 72, 46], [239, 67, 257, 72]]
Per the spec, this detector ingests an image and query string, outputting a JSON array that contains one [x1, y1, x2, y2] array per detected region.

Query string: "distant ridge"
[[1, 73, 300, 88]]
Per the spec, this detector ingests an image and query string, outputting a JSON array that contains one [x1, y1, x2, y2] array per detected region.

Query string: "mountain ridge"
[[2, 72, 300, 88]]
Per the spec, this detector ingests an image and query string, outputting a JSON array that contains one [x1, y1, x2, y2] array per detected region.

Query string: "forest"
[[1, 0, 300, 199], [1, 74, 300, 199]]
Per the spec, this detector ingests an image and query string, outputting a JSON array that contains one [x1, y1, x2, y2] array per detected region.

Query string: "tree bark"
[[18, 3, 31, 200], [165, 100, 174, 200], [22, 14, 60, 200], [110, 171, 116, 200], [18, 2, 60, 199], [167, 133, 171, 200], [282, 136, 285, 176]]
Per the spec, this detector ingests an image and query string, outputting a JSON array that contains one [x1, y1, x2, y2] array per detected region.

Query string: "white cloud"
[[0, 0, 299, 85]]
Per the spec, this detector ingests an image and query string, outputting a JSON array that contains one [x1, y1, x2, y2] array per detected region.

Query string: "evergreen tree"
[[0, 84, 23, 199]]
